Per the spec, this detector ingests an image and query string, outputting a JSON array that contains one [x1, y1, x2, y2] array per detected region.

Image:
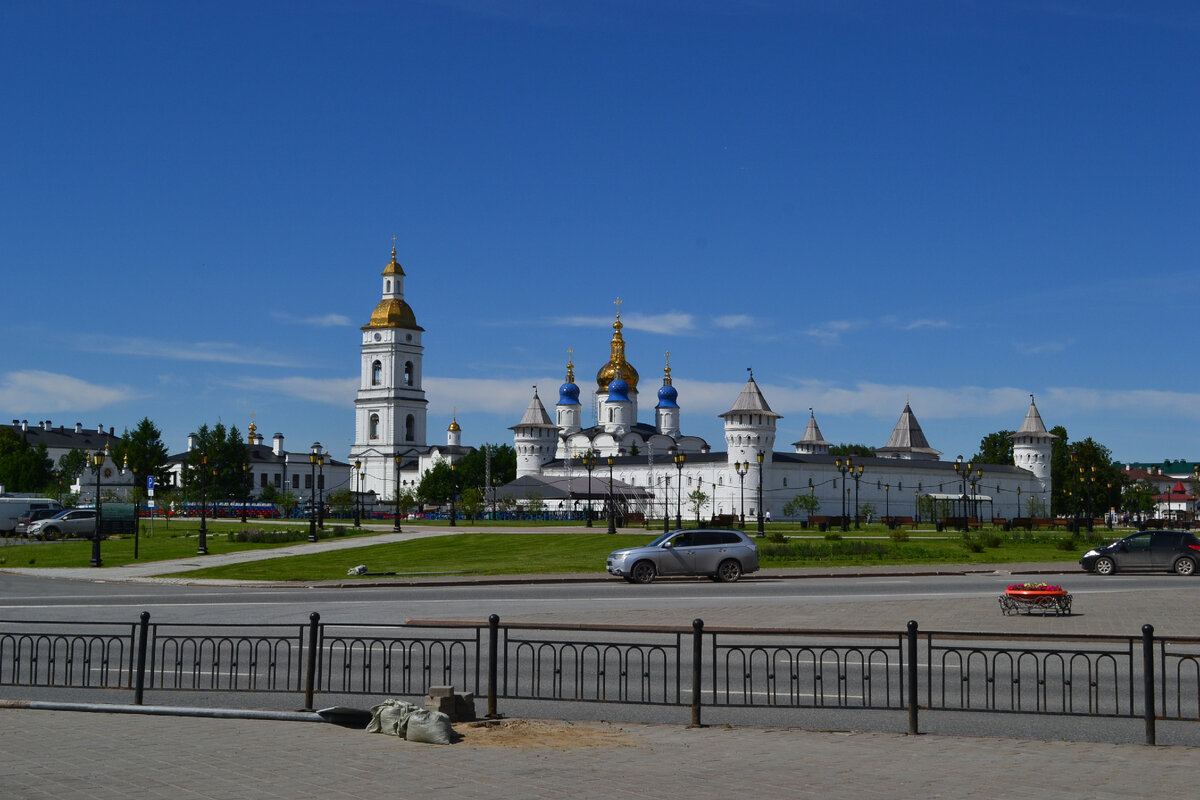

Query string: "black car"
[[1079, 530, 1200, 575]]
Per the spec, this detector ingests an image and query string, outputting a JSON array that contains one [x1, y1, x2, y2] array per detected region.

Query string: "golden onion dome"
[[382, 246, 406, 277], [596, 315, 639, 392], [448, 418, 461, 432], [363, 298, 422, 330]]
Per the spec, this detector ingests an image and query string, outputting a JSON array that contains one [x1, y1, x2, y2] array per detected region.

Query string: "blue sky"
[[2, 0, 1198, 465]]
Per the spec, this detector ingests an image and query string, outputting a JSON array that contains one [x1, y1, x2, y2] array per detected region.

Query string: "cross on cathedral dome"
[[596, 306, 639, 392]]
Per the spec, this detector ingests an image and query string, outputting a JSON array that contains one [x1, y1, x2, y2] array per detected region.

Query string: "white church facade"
[[511, 311, 1056, 523]]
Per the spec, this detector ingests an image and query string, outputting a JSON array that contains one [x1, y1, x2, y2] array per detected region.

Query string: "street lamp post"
[[734, 460, 749, 528], [954, 456, 974, 533], [90, 449, 105, 567], [835, 457, 852, 532], [449, 463, 457, 527], [308, 443, 320, 542], [1017, 486, 1023, 521], [756, 451, 765, 537], [492, 478, 500, 521], [673, 451, 686, 529], [606, 455, 617, 533], [851, 464, 865, 529], [582, 454, 596, 527], [354, 459, 362, 527], [884, 483, 891, 527], [393, 454, 403, 532], [197, 452, 209, 555], [241, 463, 248, 524]]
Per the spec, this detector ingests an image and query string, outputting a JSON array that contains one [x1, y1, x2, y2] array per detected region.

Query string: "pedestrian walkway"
[[1, 707, 1193, 799]]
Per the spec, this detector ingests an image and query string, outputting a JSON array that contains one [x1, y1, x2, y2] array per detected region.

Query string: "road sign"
[[147, 476, 155, 490]]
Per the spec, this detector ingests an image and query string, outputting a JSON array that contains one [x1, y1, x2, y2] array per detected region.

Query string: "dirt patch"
[[455, 718, 636, 750]]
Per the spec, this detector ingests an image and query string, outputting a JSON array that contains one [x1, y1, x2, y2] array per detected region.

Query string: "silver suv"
[[606, 528, 760, 584], [27, 508, 98, 540]]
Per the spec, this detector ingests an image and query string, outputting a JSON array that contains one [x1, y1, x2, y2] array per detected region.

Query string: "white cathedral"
[[350, 246, 1055, 522]]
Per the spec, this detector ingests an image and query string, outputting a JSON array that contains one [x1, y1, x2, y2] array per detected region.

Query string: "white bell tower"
[[349, 243, 429, 498]]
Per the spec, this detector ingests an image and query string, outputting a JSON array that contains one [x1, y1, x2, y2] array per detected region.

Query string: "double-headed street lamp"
[[308, 443, 321, 542], [756, 451, 765, 536], [849, 463, 865, 529], [354, 459, 362, 527], [733, 460, 750, 529], [953, 456, 979, 533], [673, 451, 686, 529], [90, 448, 105, 567], [317, 450, 326, 530], [582, 453, 596, 527], [606, 455, 617, 533], [197, 452, 210, 555], [834, 457, 853, 532]]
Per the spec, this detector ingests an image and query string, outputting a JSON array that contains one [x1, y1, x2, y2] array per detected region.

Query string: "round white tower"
[[719, 371, 780, 467], [447, 413, 461, 448], [511, 388, 558, 478], [1010, 396, 1056, 492]]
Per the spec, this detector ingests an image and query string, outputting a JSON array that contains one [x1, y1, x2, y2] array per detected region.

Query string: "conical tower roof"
[[719, 375, 780, 419], [510, 389, 556, 429], [876, 402, 942, 457], [792, 410, 831, 448], [1012, 396, 1057, 438]]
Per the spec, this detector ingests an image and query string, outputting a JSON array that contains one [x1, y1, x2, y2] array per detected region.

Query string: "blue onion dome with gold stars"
[[656, 353, 678, 408], [596, 312, 639, 392], [558, 352, 581, 406]]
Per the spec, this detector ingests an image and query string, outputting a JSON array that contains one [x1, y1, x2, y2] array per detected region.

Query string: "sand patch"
[[456, 718, 636, 749]]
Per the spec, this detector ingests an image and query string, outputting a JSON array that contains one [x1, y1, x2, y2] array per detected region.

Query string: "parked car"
[[26, 508, 98, 540], [14, 508, 60, 536], [1080, 530, 1200, 576], [606, 528, 759, 584]]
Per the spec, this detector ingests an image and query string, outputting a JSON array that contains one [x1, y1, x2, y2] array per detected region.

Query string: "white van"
[[0, 497, 65, 533]]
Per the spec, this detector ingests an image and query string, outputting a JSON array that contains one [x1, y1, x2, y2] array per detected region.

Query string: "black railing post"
[[487, 614, 500, 719], [134, 611, 150, 705], [1142, 623, 1156, 746], [691, 618, 704, 728], [907, 620, 919, 735], [303, 611, 320, 711]]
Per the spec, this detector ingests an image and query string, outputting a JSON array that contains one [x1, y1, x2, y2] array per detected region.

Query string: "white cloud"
[[233, 376, 358, 407], [77, 335, 299, 367], [803, 319, 864, 343], [272, 311, 353, 328], [904, 318, 952, 330], [0, 370, 138, 413], [715, 315, 754, 329], [550, 312, 697, 335]]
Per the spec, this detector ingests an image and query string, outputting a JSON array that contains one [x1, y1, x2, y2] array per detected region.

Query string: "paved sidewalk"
[[1, 707, 1194, 799]]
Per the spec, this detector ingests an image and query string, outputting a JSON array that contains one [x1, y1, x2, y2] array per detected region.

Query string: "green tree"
[[181, 423, 251, 503], [56, 448, 89, 487], [687, 486, 709, 526], [459, 487, 485, 522], [858, 502, 877, 522], [525, 492, 545, 516], [972, 430, 1015, 465], [783, 493, 820, 522], [1122, 479, 1158, 520], [327, 488, 354, 517], [417, 461, 455, 506], [452, 444, 516, 495], [1025, 495, 1048, 519], [110, 417, 171, 503], [1048, 431, 1120, 518], [0, 427, 54, 492], [829, 443, 874, 457]]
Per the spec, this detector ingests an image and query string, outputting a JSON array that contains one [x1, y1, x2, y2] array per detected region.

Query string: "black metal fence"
[[2, 613, 1197, 745]]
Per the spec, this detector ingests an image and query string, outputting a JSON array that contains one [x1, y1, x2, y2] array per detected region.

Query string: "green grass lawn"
[[162, 528, 1112, 582], [0, 521, 376, 568]]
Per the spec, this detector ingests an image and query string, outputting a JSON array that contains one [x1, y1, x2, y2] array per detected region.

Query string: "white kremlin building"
[[348, 245, 1055, 523]]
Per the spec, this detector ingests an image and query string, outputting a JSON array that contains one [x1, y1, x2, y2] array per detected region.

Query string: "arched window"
[[404, 361, 414, 387], [369, 414, 380, 439], [371, 360, 382, 386], [405, 414, 415, 442]]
